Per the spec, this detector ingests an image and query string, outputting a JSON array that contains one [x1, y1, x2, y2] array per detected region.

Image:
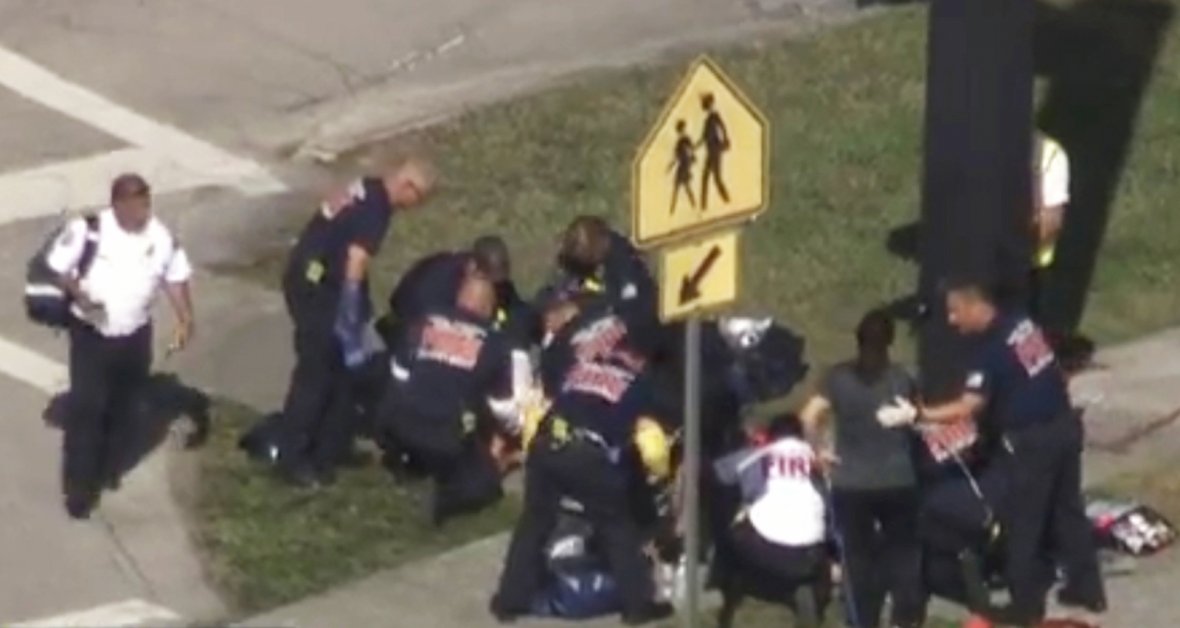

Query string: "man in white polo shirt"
[[45, 173, 195, 519]]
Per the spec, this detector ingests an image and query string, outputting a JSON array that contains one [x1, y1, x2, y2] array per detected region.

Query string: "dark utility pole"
[[917, 0, 1036, 400]]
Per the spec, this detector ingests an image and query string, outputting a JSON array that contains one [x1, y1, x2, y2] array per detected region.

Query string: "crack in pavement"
[[96, 512, 163, 609]]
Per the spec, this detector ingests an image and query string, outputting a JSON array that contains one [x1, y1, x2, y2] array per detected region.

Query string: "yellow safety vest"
[[1034, 135, 1065, 269]]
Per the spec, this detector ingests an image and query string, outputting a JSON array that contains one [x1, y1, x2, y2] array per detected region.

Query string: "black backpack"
[[25, 214, 100, 329]]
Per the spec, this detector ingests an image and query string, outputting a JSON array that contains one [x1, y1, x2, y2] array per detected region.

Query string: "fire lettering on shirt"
[[1008, 319, 1053, 377], [417, 316, 484, 370], [562, 361, 633, 404], [765, 453, 813, 479], [570, 317, 627, 362]]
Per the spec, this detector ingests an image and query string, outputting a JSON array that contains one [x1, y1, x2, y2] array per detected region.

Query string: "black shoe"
[[1057, 589, 1107, 615], [622, 601, 674, 625], [65, 493, 97, 520], [104, 476, 122, 491], [488, 594, 521, 624]]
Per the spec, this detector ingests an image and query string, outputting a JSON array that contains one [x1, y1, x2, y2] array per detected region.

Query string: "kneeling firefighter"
[[379, 275, 518, 525], [491, 345, 674, 625]]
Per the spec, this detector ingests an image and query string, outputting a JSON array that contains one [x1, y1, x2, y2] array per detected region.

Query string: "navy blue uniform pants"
[[999, 412, 1106, 624], [380, 390, 503, 522], [495, 436, 654, 616], [276, 324, 356, 474], [64, 321, 152, 498]]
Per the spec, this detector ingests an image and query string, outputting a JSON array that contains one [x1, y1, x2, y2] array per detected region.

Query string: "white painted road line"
[[10, 598, 181, 627], [0, 334, 67, 393], [0, 44, 286, 221]]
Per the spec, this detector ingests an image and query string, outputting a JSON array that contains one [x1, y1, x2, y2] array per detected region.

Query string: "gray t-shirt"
[[823, 361, 917, 490]]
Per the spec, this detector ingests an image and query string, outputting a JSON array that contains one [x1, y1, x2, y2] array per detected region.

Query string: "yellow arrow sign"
[[632, 56, 769, 249], [658, 230, 741, 323]]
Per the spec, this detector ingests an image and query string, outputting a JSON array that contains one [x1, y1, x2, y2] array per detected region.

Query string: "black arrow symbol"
[[679, 245, 722, 305]]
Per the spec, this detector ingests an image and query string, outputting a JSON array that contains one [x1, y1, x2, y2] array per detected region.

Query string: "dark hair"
[[855, 309, 895, 351], [767, 413, 804, 439], [111, 173, 150, 202], [559, 216, 611, 272], [941, 275, 997, 304], [471, 235, 510, 280]]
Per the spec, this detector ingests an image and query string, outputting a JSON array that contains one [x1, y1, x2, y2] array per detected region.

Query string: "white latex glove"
[[876, 396, 918, 428]]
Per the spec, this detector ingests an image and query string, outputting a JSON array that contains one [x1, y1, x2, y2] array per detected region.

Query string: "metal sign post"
[[629, 54, 769, 627], [681, 317, 702, 628]]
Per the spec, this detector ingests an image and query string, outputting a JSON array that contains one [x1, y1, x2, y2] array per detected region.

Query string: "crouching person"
[[491, 346, 674, 625], [713, 414, 832, 628], [378, 275, 516, 525]]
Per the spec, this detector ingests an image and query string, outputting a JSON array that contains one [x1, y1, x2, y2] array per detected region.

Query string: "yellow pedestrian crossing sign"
[[658, 230, 740, 323], [631, 56, 769, 249]]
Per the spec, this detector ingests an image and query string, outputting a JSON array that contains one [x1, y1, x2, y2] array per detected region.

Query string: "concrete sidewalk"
[[230, 328, 1180, 628], [0, 215, 225, 626]]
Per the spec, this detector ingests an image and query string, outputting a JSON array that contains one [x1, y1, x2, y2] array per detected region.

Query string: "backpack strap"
[[75, 214, 101, 279]]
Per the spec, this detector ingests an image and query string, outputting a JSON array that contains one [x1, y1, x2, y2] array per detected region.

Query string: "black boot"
[[64, 491, 98, 520]]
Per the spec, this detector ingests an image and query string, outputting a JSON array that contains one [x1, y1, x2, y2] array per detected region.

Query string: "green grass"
[[204, 0, 1180, 616], [1099, 462, 1180, 524], [192, 398, 519, 615], [228, 2, 1180, 368]]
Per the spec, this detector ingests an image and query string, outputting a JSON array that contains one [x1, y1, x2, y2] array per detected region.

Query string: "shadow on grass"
[[192, 396, 519, 615]]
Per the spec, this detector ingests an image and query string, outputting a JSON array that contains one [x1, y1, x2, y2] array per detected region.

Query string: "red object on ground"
[[963, 614, 993, 628]]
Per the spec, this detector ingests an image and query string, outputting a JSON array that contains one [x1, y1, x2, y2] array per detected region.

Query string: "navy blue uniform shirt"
[[601, 231, 658, 330], [964, 312, 1071, 431], [551, 230, 656, 334], [547, 350, 652, 448], [283, 177, 393, 326], [393, 306, 512, 422], [388, 250, 536, 349], [539, 300, 637, 398], [388, 251, 469, 322]]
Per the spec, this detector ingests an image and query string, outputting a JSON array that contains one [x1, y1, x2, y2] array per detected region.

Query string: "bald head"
[[383, 157, 437, 209], [457, 275, 496, 320]]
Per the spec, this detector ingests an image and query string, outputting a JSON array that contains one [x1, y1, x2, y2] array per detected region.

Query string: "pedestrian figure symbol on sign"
[[668, 119, 698, 215], [697, 92, 730, 210]]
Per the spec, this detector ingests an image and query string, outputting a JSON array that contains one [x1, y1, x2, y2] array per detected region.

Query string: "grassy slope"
[[200, 1, 1180, 615]]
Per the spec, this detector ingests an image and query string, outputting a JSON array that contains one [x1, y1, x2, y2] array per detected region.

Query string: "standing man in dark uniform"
[[382, 276, 515, 525], [277, 159, 436, 488], [491, 345, 673, 625], [552, 215, 658, 337], [919, 279, 1106, 627]]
